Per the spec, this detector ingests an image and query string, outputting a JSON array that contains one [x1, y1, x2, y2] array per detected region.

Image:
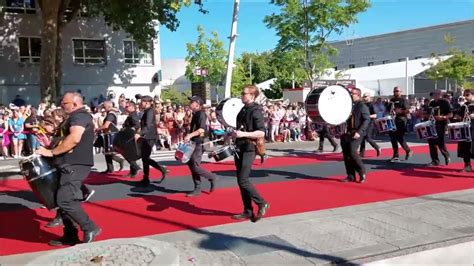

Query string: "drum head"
[[216, 98, 244, 128], [318, 85, 353, 125]]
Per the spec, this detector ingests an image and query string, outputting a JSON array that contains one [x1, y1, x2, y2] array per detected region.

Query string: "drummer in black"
[[96, 100, 124, 173], [135, 95, 168, 187], [184, 96, 218, 197], [37, 92, 101, 245], [122, 101, 141, 177], [359, 92, 381, 157], [456, 89, 474, 172], [425, 89, 452, 166], [387, 86, 413, 162], [341, 88, 370, 183], [232, 85, 269, 223], [316, 124, 338, 153]]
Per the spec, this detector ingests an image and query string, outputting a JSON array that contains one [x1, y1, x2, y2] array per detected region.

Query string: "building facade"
[[0, 0, 162, 106], [330, 20, 474, 71]]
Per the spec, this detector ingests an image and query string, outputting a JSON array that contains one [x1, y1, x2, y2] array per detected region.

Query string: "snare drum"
[[414, 121, 438, 140], [305, 85, 353, 125], [210, 145, 235, 162], [448, 122, 471, 142], [175, 142, 196, 163], [102, 132, 118, 154], [19, 155, 59, 210], [216, 98, 244, 129], [327, 123, 347, 138], [375, 116, 396, 133]]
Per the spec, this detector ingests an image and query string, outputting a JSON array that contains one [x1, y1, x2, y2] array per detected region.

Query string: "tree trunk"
[[54, 0, 70, 103], [39, 0, 62, 104]]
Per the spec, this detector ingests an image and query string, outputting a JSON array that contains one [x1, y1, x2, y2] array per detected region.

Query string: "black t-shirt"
[[236, 103, 265, 151], [54, 107, 94, 166], [103, 111, 118, 132], [365, 102, 375, 116], [388, 97, 409, 121], [190, 110, 208, 144], [429, 99, 452, 126], [123, 112, 140, 130]]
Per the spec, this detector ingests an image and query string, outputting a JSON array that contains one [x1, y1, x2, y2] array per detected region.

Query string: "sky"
[[159, 0, 474, 59]]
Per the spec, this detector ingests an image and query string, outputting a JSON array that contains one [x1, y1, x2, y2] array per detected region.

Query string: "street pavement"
[[1, 134, 473, 265]]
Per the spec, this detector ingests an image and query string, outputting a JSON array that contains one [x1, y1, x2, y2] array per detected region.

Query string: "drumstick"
[[201, 138, 224, 146]]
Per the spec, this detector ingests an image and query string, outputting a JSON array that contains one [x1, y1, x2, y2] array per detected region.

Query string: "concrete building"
[[161, 59, 191, 92], [0, 1, 162, 106], [329, 20, 474, 70]]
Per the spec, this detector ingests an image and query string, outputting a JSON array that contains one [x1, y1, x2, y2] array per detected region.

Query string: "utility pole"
[[224, 0, 240, 98]]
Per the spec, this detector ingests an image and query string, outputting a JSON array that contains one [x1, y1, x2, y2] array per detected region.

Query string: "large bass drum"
[[305, 85, 353, 125], [19, 155, 59, 210], [216, 98, 244, 129]]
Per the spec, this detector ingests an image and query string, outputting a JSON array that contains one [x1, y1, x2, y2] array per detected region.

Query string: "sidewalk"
[[2, 188, 474, 265]]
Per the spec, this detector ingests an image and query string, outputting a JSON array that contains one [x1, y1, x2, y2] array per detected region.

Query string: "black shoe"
[[46, 217, 63, 228], [231, 212, 253, 220], [445, 157, 451, 166], [124, 169, 141, 178], [332, 145, 339, 152], [156, 167, 168, 184], [375, 147, 381, 157], [186, 189, 201, 197], [83, 227, 102, 243], [100, 170, 113, 174], [251, 203, 270, 223], [389, 157, 400, 163], [358, 174, 366, 184], [82, 190, 95, 203], [138, 179, 150, 187], [316, 148, 323, 153], [426, 161, 440, 167], [341, 176, 355, 183], [405, 151, 414, 160], [260, 154, 268, 164], [48, 236, 80, 246], [209, 178, 218, 193]]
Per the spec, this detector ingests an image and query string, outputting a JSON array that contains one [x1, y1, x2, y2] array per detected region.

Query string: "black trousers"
[[187, 144, 216, 190], [360, 122, 380, 154], [105, 153, 124, 172], [234, 149, 266, 213], [341, 134, 365, 177], [388, 119, 411, 158], [428, 125, 450, 163], [140, 139, 166, 181], [128, 160, 141, 175], [56, 165, 96, 235], [318, 126, 337, 149]]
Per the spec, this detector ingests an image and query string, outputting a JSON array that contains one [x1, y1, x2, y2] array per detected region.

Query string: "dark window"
[[3, 0, 36, 14], [334, 66, 338, 71], [398, 58, 406, 62], [382, 60, 389, 64], [415, 56, 422, 59], [349, 64, 355, 69], [367, 62, 374, 66], [123, 40, 153, 65], [73, 39, 106, 64], [18, 37, 41, 63]]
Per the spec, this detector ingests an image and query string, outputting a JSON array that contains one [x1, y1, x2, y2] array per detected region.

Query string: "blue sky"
[[160, 0, 474, 59]]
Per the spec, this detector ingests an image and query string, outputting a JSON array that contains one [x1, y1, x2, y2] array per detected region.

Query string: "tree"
[[425, 35, 474, 87], [264, 0, 370, 86], [37, 0, 205, 103], [185, 25, 227, 87], [161, 87, 191, 106]]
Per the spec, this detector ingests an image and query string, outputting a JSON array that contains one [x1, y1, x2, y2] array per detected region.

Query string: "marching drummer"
[[456, 89, 474, 172], [121, 101, 142, 178], [184, 96, 218, 197], [425, 89, 452, 166], [387, 86, 413, 163]]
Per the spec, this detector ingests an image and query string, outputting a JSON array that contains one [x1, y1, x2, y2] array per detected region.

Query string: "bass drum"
[[216, 98, 244, 129], [20, 155, 59, 210], [305, 85, 353, 126]]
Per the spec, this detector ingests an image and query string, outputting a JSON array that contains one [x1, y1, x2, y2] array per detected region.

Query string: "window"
[[2, 0, 36, 14], [73, 39, 106, 64], [123, 40, 153, 65], [415, 56, 422, 59], [398, 58, 406, 62], [382, 60, 390, 64], [349, 64, 355, 69], [367, 62, 374, 66], [18, 37, 41, 63], [334, 66, 338, 71]]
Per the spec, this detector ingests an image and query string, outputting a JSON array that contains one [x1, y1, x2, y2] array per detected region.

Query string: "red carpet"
[[0, 144, 457, 191], [1, 160, 472, 256]]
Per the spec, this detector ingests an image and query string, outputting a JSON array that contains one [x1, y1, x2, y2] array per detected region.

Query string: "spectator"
[[9, 109, 26, 158]]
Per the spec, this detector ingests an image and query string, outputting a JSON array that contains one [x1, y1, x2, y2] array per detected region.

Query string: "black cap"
[[188, 95, 204, 105]]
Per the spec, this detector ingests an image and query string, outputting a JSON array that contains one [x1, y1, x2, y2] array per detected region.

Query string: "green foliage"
[[264, 0, 370, 83], [185, 25, 227, 86], [161, 87, 191, 106], [425, 35, 474, 86]]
